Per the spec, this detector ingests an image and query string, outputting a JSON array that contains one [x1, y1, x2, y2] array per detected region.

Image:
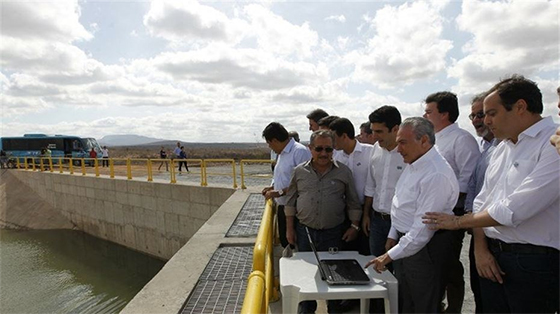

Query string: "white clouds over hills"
[[0, 0, 558, 142]]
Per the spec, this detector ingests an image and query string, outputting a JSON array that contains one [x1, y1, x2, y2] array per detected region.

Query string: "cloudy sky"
[[1, 0, 558, 143]]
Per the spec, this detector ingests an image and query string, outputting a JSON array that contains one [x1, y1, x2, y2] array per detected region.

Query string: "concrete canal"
[[0, 228, 164, 313]]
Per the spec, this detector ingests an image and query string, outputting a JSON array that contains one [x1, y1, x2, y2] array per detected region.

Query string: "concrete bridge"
[[1, 169, 265, 313]]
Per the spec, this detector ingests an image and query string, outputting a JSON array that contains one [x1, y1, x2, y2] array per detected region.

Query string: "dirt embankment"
[[0, 170, 74, 230]]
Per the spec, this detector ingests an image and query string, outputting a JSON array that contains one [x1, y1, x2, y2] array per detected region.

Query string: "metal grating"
[[180, 246, 253, 314], [199, 246, 253, 281], [180, 280, 247, 314], [226, 193, 266, 237]]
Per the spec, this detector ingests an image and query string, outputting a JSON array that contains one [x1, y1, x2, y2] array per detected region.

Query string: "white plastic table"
[[279, 251, 398, 314]]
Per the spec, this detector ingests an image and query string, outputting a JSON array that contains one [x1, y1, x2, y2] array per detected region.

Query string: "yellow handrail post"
[[39, 158, 44, 171], [109, 159, 115, 178], [24, 158, 28, 170], [147, 159, 153, 182], [69, 159, 74, 174], [81, 158, 86, 175], [232, 159, 238, 189], [32, 158, 36, 171], [241, 271, 266, 314], [240, 160, 246, 189], [201, 159, 207, 186], [203, 160, 208, 186], [126, 158, 132, 180], [16, 158, 21, 169], [94, 158, 99, 177], [59, 158, 63, 173], [48, 158, 53, 172], [170, 160, 176, 183]]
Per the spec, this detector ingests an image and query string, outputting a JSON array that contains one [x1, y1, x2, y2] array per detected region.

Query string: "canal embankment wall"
[[2, 170, 236, 260]]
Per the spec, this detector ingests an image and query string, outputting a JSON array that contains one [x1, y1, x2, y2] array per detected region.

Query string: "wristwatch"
[[350, 223, 360, 231], [277, 189, 284, 196]]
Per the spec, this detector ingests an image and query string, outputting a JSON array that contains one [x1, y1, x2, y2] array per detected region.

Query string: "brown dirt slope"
[[0, 170, 74, 230]]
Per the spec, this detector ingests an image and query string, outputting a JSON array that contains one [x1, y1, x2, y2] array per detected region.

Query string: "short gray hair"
[[400, 117, 435, 145], [310, 129, 334, 146], [471, 92, 488, 104]]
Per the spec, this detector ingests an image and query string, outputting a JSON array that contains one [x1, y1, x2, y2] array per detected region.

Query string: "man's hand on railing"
[[261, 186, 273, 196]]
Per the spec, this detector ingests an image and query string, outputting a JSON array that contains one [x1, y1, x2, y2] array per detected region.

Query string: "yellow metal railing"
[[240, 159, 273, 189], [203, 159, 237, 188], [11, 157, 274, 190], [241, 199, 279, 314]]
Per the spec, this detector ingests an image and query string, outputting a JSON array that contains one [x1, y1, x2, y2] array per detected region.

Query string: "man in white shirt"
[[358, 122, 377, 145], [362, 106, 406, 259], [424, 91, 480, 313], [330, 117, 375, 256], [424, 75, 559, 313], [366, 117, 459, 313], [261, 122, 311, 248]]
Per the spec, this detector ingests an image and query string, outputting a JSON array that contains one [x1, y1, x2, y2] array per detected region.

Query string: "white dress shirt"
[[273, 138, 311, 206], [364, 143, 406, 214], [334, 141, 375, 204], [473, 117, 559, 250], [435, 123, 480, 193], [387, 147, 459, 260]]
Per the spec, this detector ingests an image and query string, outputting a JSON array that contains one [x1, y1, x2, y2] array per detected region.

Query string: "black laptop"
[[305, 226, 370, 285]]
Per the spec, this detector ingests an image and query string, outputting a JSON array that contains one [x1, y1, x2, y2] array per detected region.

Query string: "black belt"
[[488, 238, 558, 255], [372, 209, 391, 221], [453, 206, 466, 216]]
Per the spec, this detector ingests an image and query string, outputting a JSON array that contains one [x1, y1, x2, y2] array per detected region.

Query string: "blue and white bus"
[[0, 134, 102, 164]]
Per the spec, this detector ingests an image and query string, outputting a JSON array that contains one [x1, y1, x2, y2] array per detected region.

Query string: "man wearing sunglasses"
[[424, 91, 480, 313], [465, 92, 499, 313], [285, 130, 362, 314]]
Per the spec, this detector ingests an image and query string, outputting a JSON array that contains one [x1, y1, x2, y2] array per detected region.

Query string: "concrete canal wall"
[[3, 170, 236, 260]]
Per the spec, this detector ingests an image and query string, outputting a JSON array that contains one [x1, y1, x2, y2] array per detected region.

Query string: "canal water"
[[0, 228, 165, 313]]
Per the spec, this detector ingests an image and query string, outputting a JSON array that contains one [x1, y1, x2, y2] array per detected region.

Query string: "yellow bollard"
[[16, 158, 21, 169], [32, 158, 36, 171], [170, 160, 176, 183], [232, 160, 238, 189], [240, 161, 246, 189], [126, 158, 132, 180], [59, 158, 63, 173], [147, 159, 153, 182], [39, 158, 44, 172], [201, 160, 208, 186], [69, 158, 74, 174], [110, 159, 115, 178], [94, 158, 99, 177], [48, 158, 53, 172], [81, 158, 86, 175]]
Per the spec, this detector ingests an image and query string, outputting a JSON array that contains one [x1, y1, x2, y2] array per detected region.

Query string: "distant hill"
[[98, 134, 167, 146]]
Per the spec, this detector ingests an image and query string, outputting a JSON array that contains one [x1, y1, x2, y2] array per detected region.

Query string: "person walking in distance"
[[158, 146, 169, 171]]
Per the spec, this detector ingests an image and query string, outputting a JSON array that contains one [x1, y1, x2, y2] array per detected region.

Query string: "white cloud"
[[243, 4, 319, 58], [152, 44, 327, 90], [348, 1, 453, 89], [0, 1, 92, 42], [448, 0, 559, 95], [325, 15, 346, 23], [144, 0, 244, 44]]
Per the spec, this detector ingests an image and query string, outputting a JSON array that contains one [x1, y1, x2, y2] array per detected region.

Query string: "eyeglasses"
[[313, 146, 334, 153], [468, 111, 485, 120]]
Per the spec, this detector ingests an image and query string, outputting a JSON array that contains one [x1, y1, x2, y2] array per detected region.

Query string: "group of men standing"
[[262, 74, 559, 314]]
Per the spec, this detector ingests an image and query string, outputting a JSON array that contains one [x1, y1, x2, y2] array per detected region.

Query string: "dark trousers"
[[277, 204, 289, 248], [296, 223, 344, 313], [469, 236, 483, 313], [394, 230, 453, 313], [368, 211, 392, 258], [178, 161, 188, 171], [444, 207, 465, 313], [480, 239, 559, 313]]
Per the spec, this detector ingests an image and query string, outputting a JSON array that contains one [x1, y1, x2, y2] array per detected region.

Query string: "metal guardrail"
[[241, 199, 279, 314], [240, 159, 272, 189], [10, 157, 272, 189]]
